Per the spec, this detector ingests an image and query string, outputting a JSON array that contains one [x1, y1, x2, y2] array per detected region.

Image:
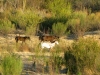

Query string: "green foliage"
[[50, 50, 64, 73], [9, 9, 42, 34], [67, 11, 88, 38], [87, 12, 100, 31], [64, 38, 100, 74], [68, 0, 100, 12], [64, 51, 78, 74], [1, 54, 23, 75], [52, 22, 67, 36], [0, 19, 15, 34], [47, 0, 72, 18], [1, 0, 100, 13], [0, 0, 100, 36], [25, 10, 42, 34], [72, 38, 100, 67]]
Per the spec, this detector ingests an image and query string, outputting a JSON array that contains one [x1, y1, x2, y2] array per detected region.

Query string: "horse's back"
[[15, 36, 30, 43], [39, 35, 59, 42]]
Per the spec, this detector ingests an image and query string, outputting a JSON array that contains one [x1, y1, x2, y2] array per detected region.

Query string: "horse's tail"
[[15, 36, 17, 40]]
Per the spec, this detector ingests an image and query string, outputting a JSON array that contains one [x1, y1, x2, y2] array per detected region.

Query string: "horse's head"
[[15, 36, 21, 43], [55, 36, 59, 40], [51, 35, 59, 42], [55, 41, 59, 45]]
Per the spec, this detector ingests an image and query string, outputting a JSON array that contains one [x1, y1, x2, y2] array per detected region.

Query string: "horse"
[[15, 36, 30, 43], [37, 30, 59, 42], [39, 35, 59, 42], [41, 41, 59, 51]]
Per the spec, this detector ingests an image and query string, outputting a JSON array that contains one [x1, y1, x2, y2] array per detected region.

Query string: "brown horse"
[[37, 30, 59, 42], [39, 35, 59, 43], [15, 36, 30, 43]]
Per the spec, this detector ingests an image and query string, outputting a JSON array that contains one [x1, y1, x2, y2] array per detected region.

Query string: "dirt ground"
[[0, 34, 68, 75], [0, 31, 100, 75]]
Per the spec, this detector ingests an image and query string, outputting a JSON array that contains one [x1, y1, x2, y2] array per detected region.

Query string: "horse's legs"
[[16, 40, 18, 43], [22, 39, 26, 44]]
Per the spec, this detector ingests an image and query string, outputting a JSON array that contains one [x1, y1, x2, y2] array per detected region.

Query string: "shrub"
[[64, 38, 100, 75], [1, 54, 23, 75], [9, 9, 42, 34], [47, 0, 72, 18], [67, 11, 88, 38], [87, 12, 100, 31], [0, 19, 15, 34], [49, 50, 64, 74], [52, 22, 68, 36], [25, 10, 42, 35]]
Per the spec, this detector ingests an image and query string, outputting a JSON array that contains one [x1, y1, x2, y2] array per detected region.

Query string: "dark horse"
[[15, 36, 30, 43], [37, 30, 59, 42], [39, 35, 59, 43]]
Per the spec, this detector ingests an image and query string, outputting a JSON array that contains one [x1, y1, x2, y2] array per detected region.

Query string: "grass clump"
[[1, 54, 23, 75]]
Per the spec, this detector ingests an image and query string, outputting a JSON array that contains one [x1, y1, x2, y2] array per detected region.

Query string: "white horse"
[[41, 41, 59, 50]]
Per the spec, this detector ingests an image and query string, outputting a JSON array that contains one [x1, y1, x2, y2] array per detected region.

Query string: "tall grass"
[[1, 54, 23, 75]]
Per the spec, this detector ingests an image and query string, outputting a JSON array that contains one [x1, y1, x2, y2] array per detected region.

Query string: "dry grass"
[[0, 31, 100, 75]]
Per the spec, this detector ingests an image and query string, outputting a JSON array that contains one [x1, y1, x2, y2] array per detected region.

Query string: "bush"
[[64, 38, 100, 75], [0, 19, 15, 34], [25, 10, 42, 35], [47, 0, 72, 18], [52, 22, 68, 36], [67, 11, 88, 38], [49, 50, 64, 73], [9, 9, 42, 34], [87, 12, 100, 31], [1, 55, 23, 75]]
